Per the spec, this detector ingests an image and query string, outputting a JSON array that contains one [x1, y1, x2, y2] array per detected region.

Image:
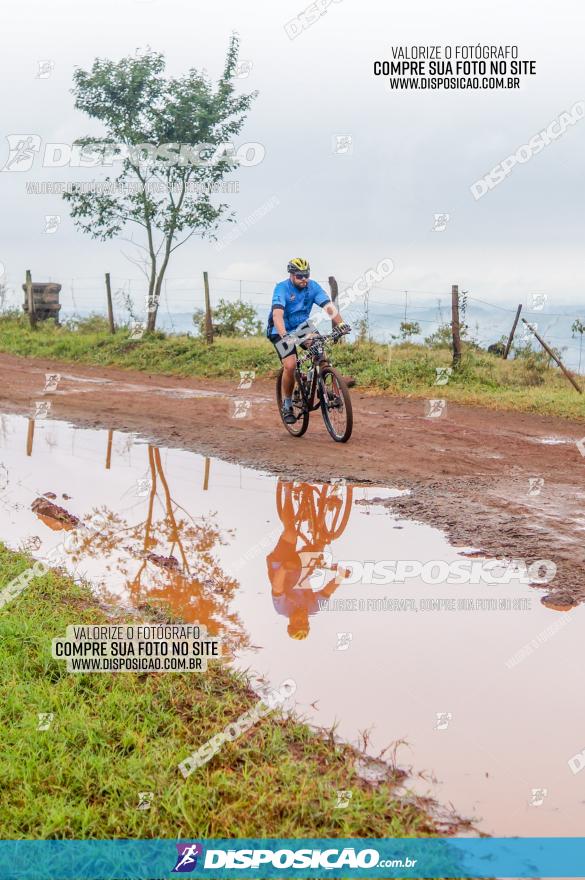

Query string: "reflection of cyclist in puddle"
[[266, 479, 352, 640]]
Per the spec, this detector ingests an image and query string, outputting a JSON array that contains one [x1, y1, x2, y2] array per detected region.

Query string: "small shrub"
[[65, 314, 111, 334], [193, 300, 262, 337]]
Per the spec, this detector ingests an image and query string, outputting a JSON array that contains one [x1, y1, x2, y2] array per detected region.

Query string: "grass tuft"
[[0, 543, 440, 839]]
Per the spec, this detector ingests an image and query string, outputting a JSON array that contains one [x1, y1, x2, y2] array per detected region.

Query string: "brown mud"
[[0, 351, 582, 605]]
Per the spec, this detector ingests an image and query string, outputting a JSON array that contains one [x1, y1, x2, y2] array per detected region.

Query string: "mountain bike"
[[276, 329, 353, 443]]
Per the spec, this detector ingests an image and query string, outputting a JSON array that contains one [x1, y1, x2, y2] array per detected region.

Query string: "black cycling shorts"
[[268, 333, 298, 362]]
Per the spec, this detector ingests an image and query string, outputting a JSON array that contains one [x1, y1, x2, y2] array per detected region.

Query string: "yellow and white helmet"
[[287, 257, 310, 275]]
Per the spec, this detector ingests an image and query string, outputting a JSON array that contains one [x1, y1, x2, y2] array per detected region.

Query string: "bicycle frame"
[[294, 336, 334, 413]]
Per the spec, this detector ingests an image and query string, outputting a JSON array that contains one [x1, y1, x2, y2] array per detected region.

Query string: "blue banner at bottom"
[[1, 838, 584, 879]]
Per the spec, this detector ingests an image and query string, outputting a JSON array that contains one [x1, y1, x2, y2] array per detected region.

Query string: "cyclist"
[[266, 480, 349, 640], [267, 258, 350, 424]]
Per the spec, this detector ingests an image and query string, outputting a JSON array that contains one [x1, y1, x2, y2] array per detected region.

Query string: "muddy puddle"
[[0, 412, 583, 836], [30, 369, 273, 403]]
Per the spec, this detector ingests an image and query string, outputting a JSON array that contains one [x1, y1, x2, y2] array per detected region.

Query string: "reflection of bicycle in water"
[[276, 480, 353, 545], [267, 480, 353, 640]]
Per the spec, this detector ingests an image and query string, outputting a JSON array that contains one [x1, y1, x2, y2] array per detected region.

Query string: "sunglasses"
[[293, 272, 310, 280]]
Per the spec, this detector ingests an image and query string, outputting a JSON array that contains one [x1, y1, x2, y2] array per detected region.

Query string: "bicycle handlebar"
[[310, 325, 352, 345]]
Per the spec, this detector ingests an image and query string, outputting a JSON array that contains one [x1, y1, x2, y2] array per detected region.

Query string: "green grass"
[[1, 313, 583, 420], [0, 543, 440, 839]]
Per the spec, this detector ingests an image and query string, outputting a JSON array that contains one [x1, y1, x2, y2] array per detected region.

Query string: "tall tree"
[[64, 36, 257, 330]]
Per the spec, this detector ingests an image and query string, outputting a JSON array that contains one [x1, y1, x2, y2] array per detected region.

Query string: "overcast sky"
[[1, 0, 584, 314]]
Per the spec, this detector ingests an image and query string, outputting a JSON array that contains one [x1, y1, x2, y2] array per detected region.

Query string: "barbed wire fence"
[[2, 272, 585, 373]]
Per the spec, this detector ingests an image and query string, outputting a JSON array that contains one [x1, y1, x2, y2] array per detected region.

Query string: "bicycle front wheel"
[[318, 366, 353, 443], [276, 367, 309, 437]]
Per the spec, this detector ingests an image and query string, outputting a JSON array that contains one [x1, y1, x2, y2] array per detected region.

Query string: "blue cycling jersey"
[[266, 279, 331, 337]]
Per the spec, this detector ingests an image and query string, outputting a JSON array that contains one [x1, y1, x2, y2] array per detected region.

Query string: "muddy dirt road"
[[0, 352, 583, 604]]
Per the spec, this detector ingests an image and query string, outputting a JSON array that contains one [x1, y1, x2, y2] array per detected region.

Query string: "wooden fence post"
[[105, 429, 113, 470], [503, 304, 522, 359], [26, 418, 35, 456], [203, 271, 213, 344], [521, 319, 582, 393], [105, 273, 115, 334], [26, 269, 36, 329], [451, 284, 461, 366]]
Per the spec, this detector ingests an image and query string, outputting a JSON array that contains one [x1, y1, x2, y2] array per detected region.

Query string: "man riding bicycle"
[[267, 257, 350, 424]]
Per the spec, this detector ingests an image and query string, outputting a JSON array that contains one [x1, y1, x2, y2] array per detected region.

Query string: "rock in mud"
[[31, 497, 81, 529]]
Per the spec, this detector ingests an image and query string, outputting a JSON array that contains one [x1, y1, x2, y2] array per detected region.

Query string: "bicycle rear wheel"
[[318, 366, 353, 442], [276, 367, 309, 437], [319, 484, 354, 540]]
